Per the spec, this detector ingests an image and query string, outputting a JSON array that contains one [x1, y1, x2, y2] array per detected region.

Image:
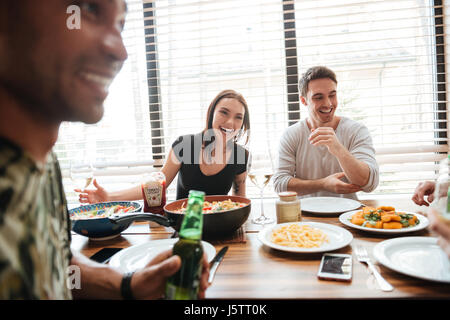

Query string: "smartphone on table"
[[90, 248, 123, 264], [317, 253, 352, 282]]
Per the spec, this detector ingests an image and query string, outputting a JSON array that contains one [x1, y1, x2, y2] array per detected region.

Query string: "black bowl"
[[164, 195, 252, 238]]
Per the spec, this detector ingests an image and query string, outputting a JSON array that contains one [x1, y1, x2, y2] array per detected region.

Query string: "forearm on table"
[[70, 251, 123, 300], [286, 176, 325, 196], [334, 147, 370, 187]]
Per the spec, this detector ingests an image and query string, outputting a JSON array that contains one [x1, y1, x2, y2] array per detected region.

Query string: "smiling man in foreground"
[[273, 66, 379, 200], [0, 0, 208, 299]]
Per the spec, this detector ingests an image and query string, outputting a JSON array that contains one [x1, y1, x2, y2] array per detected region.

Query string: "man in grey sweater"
[[273, 66, 379, 200]]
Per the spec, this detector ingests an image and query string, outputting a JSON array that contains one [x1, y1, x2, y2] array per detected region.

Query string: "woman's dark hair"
[[204, 89, 250, 145]]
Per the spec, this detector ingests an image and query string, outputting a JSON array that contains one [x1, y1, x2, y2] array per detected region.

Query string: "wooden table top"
[[70, 197, 450, 299]]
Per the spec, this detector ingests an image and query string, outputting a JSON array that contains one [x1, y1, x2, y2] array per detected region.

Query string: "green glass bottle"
[[165, 190, 205, 300]]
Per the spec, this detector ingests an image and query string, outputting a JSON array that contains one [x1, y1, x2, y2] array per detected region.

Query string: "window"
[[55, 0, 448, 204], [55, 0, 153, 204], [294, 0, 448, 196], [145, 0, 289, 198]]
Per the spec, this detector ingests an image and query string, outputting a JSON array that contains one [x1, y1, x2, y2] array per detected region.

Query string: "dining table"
[[70, 196, 450, 301]]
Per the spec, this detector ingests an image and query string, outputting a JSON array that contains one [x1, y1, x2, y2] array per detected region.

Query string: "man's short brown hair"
[[298, 66, 338, 97]]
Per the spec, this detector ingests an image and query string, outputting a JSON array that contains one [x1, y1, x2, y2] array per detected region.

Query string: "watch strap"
[[120, 271, 135, 300]]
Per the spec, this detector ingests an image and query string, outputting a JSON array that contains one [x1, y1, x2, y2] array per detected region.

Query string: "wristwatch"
[[120, 271, 135, 300]]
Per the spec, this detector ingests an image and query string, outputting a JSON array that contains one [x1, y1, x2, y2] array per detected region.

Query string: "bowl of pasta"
[[164, 195, 251, 238]]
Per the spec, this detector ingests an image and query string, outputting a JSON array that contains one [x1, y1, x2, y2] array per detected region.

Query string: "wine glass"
[[70, 159, 94, 194], [247, 144, 274, 225]]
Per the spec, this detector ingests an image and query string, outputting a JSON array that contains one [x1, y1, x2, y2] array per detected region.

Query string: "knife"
[[208, 246, 228, 284]]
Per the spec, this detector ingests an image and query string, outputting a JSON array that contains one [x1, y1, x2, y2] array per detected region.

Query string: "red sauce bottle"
[[141, 172, 166, 215]]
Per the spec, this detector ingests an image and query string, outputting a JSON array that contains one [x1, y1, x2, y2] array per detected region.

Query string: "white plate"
[[258, 222, 353, 253], [339, 210, 429, 234], [373, 237, 450, 283], [109, 239, 216, 273], [300, 197, 362, 215]]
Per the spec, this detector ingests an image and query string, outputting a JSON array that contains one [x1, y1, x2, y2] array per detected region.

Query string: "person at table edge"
[[412, 181, 450, 258], [273, 66, 379, 200], [77, 89, 250, 204], [0, 0, 209, 299]]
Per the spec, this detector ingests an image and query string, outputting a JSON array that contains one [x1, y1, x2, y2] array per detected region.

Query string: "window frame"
[[141, 0, 448, 198]]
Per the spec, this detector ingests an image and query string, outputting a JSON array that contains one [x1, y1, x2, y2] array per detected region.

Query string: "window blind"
[[144, 0, 290, 199], [146, 0, 448, 199], [292, 0, 449, 196], [56, 0, 449, 205], [54, 0, 154, 204]]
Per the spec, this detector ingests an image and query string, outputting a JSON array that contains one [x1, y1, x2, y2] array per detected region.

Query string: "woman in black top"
[[77, 89, 251, 202], [171, 131, 248, 199]]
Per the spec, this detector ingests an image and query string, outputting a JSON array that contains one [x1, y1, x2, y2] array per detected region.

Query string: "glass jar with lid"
[[276, 191, 301, 223]]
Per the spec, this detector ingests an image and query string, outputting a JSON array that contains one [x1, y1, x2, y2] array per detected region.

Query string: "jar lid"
[[278, 191, 297, 201]]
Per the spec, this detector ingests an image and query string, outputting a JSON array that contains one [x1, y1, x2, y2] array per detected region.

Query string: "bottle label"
[[166, 282, 177, 300], [165, 275, 200, 300], [165, 283, 177, 300], [142, 180, 163, 207]]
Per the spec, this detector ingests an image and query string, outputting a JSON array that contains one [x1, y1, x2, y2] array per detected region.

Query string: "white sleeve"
[[272, 128, 298, 193], [348, 125, 379, 193]]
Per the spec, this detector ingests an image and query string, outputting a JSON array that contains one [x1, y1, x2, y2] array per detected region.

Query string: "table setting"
[[69, 194, 450, 299]]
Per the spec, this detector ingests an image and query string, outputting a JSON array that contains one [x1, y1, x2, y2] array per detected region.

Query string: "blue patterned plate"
[[69, 201, 142, 240]]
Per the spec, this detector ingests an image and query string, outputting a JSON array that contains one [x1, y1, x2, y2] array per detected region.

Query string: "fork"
[[355, 245, 394, 292]]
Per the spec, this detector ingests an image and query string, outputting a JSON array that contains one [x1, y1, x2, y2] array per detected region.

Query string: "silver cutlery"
[[355, 245, 394, 292], [208, 246, 228, 284]]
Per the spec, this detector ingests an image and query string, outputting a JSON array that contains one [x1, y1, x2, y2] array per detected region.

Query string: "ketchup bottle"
[[141, 172, 167, 215]]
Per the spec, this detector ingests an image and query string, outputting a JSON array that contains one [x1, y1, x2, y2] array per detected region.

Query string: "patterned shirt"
[[0, 138, 72, 299]]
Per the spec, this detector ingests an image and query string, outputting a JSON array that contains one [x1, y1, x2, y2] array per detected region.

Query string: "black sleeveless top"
[[171, 133, 248, 199]]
